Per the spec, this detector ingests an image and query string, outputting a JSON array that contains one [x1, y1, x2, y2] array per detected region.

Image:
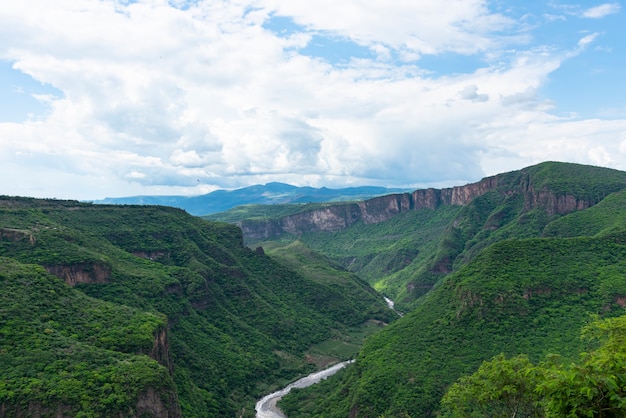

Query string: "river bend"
[[255, 360, 353, 418]]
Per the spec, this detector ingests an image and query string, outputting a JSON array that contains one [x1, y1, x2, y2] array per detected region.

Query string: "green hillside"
[[5, 161, 626, 417], [243, 162, 626, 311], [281, 230, 626, 416], [0, 257, 177, 417], [0, 197, 393, 416], [276, 163, 626, 417]]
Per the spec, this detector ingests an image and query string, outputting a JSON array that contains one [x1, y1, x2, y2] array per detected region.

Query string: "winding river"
[[255, 360, 354, 418], [255, 297, 398, 417]]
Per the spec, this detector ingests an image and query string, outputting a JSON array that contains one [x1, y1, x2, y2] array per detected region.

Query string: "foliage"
[[441, 314, 626, 418], [440, 354, 545, 417], [0, 198, 392, 416], [540, 315, 626, 417], [0, 257, 174, 417], [280, 231, 626, 417]]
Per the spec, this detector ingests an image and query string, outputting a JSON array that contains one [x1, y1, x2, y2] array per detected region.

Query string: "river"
[[255, 360, 354, 418]]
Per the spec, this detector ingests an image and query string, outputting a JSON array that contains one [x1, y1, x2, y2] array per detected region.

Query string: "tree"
[[539, 315, 626, 418], [441, 314, 626, 418], [440, 353, 544, 417]]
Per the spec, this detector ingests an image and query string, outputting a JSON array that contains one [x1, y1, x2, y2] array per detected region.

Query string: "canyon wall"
[[238, 172, 605, 242]]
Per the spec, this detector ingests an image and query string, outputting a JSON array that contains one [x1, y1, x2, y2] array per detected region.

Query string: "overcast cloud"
[[1, 0, 625, 199]]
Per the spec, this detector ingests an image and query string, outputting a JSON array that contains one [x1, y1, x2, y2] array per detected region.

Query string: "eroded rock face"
[[238, 176, 502, 241], [0, 228, 35, 245], [238, 170, 616, 242], [44, 263, 111, 286], [150, 326, 173, 374], [135, 387, 182, 418], [525, 186, 593, 215]]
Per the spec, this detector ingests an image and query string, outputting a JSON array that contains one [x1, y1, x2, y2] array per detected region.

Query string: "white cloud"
[[459, 85, 489, 102], [578, 33, 600, 49], [582, 3, 620, 18], [0, 0, 625, 200], [258, 0, 516, 58]]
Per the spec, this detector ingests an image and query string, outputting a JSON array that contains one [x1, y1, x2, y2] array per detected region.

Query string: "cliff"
[[238, 178, 499, 242], [44, 262, 111, 286], [238, 163, 626, 242]]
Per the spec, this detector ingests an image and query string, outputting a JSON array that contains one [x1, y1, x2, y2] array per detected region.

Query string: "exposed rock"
[[150, 326, 173, 373], [44, 262, 111, 286], [238, 176, 501, 241], [238, 168, 620, 242], [132, 250, 170, 261], [0, 228, 35, 245], [134, 387, 182, 418]]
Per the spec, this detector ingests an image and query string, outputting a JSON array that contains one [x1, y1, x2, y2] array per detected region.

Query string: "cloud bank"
[[0, 0, 625, 199]]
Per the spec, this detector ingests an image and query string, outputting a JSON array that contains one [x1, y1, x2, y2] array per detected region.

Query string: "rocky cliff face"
[[150, 326, 173, 374], [238, 175, 502, 241], [238, 171, 614, 242], [134, 387, 182, 418], [44, 262, 111, 286]]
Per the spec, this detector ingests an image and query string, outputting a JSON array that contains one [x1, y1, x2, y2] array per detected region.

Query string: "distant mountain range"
[[93, 182, 412, 215]]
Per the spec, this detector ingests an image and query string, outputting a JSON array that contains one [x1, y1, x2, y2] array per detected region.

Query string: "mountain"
[[93, 182, 411, 216], [6, 161, 626, 417], [269, 162, 626, 416], [217, 162, 626, 311], [0, 197, 394, 416]]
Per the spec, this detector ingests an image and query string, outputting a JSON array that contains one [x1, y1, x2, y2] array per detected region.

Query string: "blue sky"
[[1, 0, 625, 199]]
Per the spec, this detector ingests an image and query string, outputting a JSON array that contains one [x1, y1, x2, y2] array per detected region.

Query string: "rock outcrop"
[[44, 262, 111, 286], [134, 387, 182, 418], [150, 326, 173, 374], [239, 175, 502, 241], [238, 168, 621, 242]]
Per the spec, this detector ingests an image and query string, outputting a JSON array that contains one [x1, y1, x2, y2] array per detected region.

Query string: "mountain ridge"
[[276, 163, 626, 417], [93, 183, 412, 216], [231, 162, 626, 243]]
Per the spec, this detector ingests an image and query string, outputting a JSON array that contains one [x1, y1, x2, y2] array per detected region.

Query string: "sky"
[[1, 0, 626, 200]]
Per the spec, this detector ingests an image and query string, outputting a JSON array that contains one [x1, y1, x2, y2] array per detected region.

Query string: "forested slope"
[[0, 197, 393, 416], [278, 164, 626, 417], [282, 228, 626, 416], [237, 162, 626, 311]]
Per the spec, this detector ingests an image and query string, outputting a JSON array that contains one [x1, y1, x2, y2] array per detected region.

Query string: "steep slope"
[[234, 162, 626, 241], [281, 228, 626, 416], [0, 257, 181, 417], [0, 197, 393, 416], [228, 162, 626, 310]]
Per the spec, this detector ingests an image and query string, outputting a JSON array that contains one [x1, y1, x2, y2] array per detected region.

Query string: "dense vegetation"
[[0, 197, 393, 416], [441, 314, 626, 417], [6, 161, 626, 417], [275, 163, 626, 416], [281, 231, 626, 416], [0, 257, 176, 417], [225, 162, 626, 313]]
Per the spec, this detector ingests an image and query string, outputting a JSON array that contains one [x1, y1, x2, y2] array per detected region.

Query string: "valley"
[[3, 161, 626, 416]]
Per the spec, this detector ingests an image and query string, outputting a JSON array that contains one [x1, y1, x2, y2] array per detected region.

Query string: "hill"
[[0, 257, 180, 417], [217, 162, 626, 311], [279, 207, 626, 416], [208, 162, 626, 417], [0, 197, 394, 416], [93, 183, 411, 216]]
